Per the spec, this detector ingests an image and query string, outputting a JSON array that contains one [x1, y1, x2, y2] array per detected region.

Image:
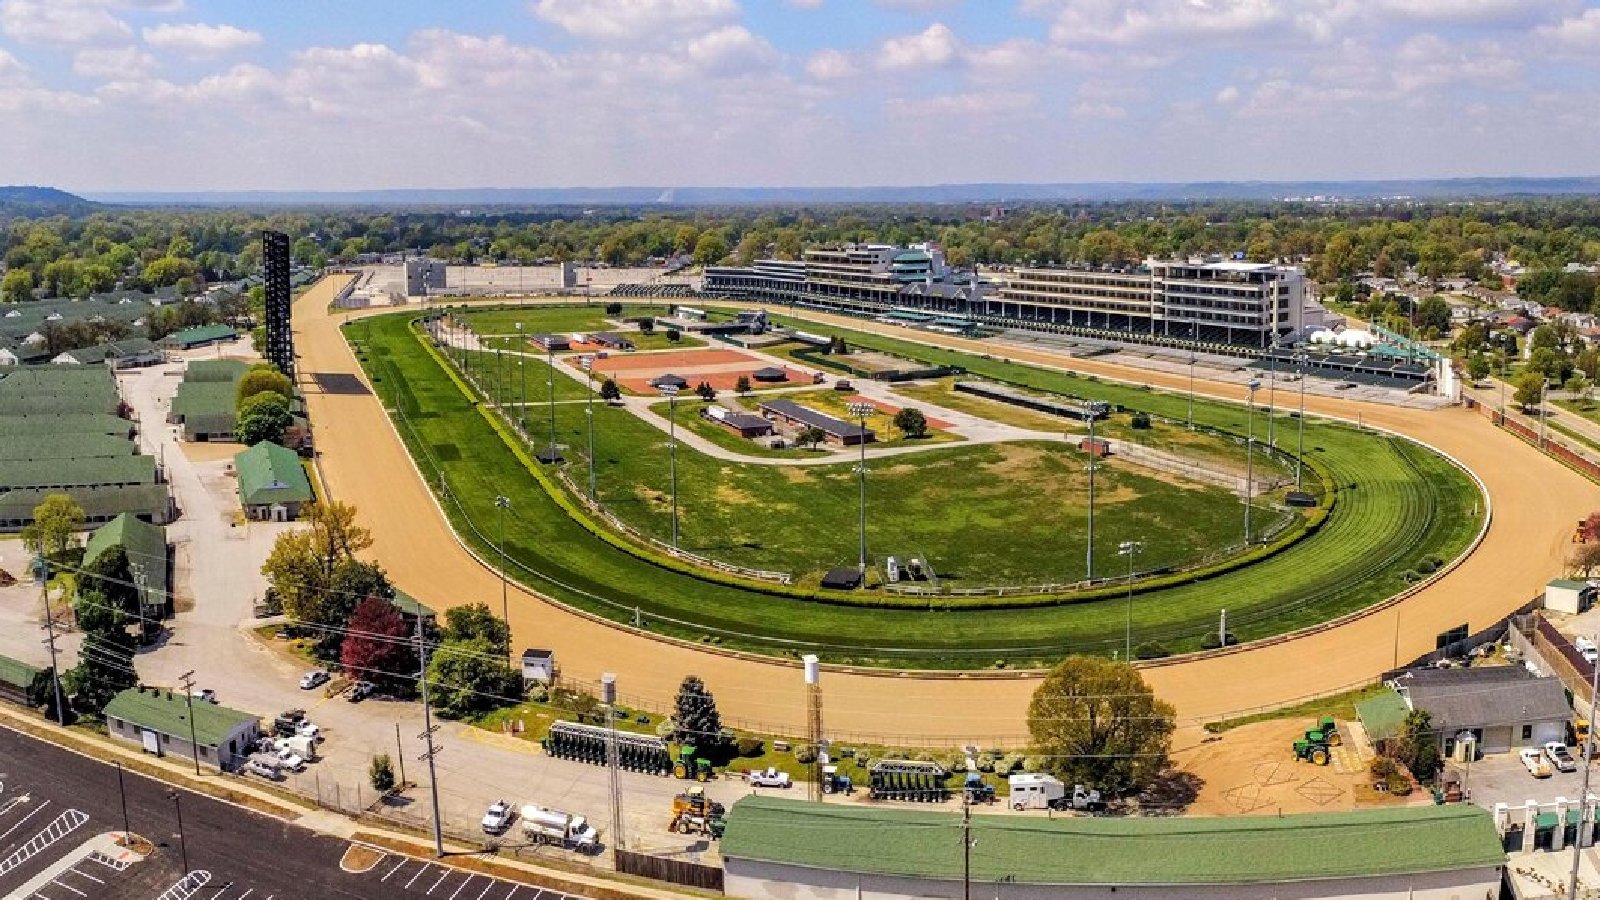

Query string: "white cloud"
[[73, 45, 159, 79], [531, 0, 739, 41], [785, 0, 823, 7], [873, 0, 960, 9], [0, 0, 132, 46], [142, 22, 262, 56], [877, 22, 959, 70], [1216, 85, 1240, 104], [804, 48, 856, 80], [686, 25, 777, 75], [1536, 9, 1600, 52], [884, 89, 1035, 119]]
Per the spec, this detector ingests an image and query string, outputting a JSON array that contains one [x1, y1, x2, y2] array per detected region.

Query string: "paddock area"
[[590, 347, 810, 394]]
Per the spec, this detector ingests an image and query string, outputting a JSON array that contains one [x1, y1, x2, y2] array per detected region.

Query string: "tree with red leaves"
[[341, 596, 414, 696]]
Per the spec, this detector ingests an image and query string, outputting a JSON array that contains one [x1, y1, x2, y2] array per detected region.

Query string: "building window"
[[1522, 725, 1533, 740]]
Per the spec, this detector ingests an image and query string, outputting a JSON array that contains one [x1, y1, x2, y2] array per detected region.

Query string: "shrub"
[[998, 753, 1025, 773], [369, 754, 396, 792], [736, 736, 765, 757], [1386, 772, 1412, 795], [1369, 757, 1398, 781], [604, 302, 623, 315], [1200, 632, 1238, 650], [795, 744, 818, 764], [1130, 411, 1152, 430], [1134, 641, 1171, 660]]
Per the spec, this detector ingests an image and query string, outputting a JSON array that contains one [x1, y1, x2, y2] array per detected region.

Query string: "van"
[[242, 755, 283, 780]]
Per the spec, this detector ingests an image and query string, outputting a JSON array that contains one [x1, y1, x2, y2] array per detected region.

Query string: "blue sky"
[[1, 0, 1598, 191]]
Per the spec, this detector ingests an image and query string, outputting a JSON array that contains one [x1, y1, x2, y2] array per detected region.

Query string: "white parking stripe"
[[0, 798, 50, 844], [404, 864, 431, 889], [448, 875, 475, 900], [239, 890, 254, 899], [426, 869, 451, 894], [382, 859, 408, 882], [504, 886, 518, 900], [47, 880, 85, 897], [65, 867, 103, 884], [475, 880, 495, 900]]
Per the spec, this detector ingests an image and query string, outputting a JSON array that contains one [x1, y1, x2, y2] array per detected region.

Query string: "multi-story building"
[[985, 259, 1306, 347], [703, 245, 1306, 348]]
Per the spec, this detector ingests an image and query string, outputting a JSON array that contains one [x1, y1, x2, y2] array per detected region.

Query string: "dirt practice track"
[[297, 278, 1594, 743]]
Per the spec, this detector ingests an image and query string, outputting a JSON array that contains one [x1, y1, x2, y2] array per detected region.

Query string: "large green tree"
[[261, 501, 380, 640], [1027, 656, 1175, 795], [237, 365, 293, 407], [236, 392, 293, 446], [21, 494, 85, 565], [425, 636, 519, 718], [672, 675, 727, 750], [66, 589, 139, 714]]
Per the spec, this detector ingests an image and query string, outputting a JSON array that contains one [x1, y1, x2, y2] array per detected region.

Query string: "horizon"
[[2, 1, 1600, 191]]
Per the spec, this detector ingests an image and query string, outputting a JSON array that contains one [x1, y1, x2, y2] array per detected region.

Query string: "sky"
[[1, 0, 1599, 191]]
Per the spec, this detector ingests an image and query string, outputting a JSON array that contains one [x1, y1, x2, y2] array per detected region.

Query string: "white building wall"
[[725, 860, 1502, 900]]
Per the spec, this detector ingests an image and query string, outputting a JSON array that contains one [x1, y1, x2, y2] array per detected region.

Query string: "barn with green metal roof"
[[234, 441, 313, 521], [720, 796, 1504, 900]]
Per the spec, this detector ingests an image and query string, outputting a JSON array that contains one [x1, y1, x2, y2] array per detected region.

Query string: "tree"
[[691, 232, 728, 266], [734, 375, 752, 396], [261, 501, 377, 635], [426, 636, 519, 719], [140, 256, 196, 288], [1571, 542, 1600, 578], [66, 589, 139, 714], [599, 379, 621, 402], [341, 597, 415, 694], [1394, 709, 1441, 781], [798, 426, 827, 450], [1027, 656, 1175, 795], [637, 318, 655, 335], [604, 301, 623, 316], [666, 328, 682, 343], [237, 365, 293, 407], [21, 494, 85, 565], [1466, 354, 1491, 382], [893, 407, 928, 439], [695, 381, 716, 401], [236, 392, 293, 446], [673, 676, 726, 749], [1415, 296, 1450, 337], [828, 335, 848, 355], [441, 602, 510, 656], [1514, 371, 1546, 411], [1, 269, 35, 303], [369, 754, 396, 793]]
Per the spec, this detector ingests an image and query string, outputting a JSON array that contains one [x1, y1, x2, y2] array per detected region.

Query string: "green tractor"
[[1316, 717, 1342, 746], [674, 745, 714, 781], [1293, 730, 1332, 766]]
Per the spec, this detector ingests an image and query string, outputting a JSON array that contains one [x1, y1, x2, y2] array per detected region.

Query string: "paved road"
[[296, 278, 1596, 742]]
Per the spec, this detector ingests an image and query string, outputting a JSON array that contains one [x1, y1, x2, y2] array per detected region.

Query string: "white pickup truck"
[[747, 767, 792, 788]]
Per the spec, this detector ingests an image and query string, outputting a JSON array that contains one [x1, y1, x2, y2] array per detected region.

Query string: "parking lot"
[[1458, 747, 1596, 812], [346, 845, 589, 900]]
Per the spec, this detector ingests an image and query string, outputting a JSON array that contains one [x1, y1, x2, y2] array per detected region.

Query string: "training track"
[[297, 276, 1594, 743]]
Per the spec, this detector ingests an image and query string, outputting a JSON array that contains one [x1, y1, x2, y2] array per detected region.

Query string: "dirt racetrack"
[[297, 278, 1597, 745]]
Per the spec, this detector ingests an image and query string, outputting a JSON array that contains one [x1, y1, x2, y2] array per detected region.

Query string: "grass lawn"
[[347, 311, 1483, 668], [452, 349, 594, 404], [1203, 683, 1390, 733], [719, 388, 965, 448], [894, 380, 1080, 432], [643, 399, 822, 459], [459, 303, 700, 351]]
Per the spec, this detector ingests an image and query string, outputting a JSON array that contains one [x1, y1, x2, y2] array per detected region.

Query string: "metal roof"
[[1398, 667, 1572, 732], [758, 399, 872, 439], [82, 513, 169, 611], [104, 686, 257, 748], [721, 796, 1505, 885], [234, 442, 313, 507]]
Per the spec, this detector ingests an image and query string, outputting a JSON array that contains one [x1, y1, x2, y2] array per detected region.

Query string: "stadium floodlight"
[[1244, 379, 1261, 545], [659, 384, 682, 548], [1118, 540, 1143, 660], [847, 401, 875, 578]]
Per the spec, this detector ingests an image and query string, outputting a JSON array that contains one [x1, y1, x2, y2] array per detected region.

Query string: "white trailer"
[[520, 805, 599, 852], [1008, 773, 1103, 811]]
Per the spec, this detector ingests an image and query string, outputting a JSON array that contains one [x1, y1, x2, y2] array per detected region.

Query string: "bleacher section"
[[607, 283, 702, 299]]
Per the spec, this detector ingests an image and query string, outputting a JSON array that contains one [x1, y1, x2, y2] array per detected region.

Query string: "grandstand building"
[[703, 246, 1305, 348]]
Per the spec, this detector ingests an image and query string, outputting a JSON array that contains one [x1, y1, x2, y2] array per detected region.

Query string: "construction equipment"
[[541, 720, 672, 775], [963, 772, 996, 805], [669, 787, 726, 837], [869, 760, 948, 803], [673, 745, 713, 781], [820, 764, 853, 795]]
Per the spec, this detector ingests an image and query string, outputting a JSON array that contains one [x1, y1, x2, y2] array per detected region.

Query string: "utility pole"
[[393, 722, 407, 788], [38, 562, 65, 726], [660, 385, 681, 548], [1540, 378, 1550, 449], [1569, 637, 1600, 900], [115, 763, 130, 840], [602, 674, 624, 861], [1186, 356, 1196, 430], [176, 670, 200, 775], [1085, 403, 1108, 581], [848, 402, 874, 578], [962, 791, 973, 900], [804, 655, 823, 803], [516, 323, 526, 433], [1296, 352, 1308, 491], [1118, 540, 1142, 660], [167, 791, 189, 876], [494, 495, 511, 664], [583, 357, 597, 501], [547, 343, 558, 459], [1266, 354, 1277, 447], [1244, 379, 1261, 546], [415, 614, 445, 858]]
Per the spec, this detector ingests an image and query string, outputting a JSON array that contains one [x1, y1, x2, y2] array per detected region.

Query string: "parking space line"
[[426, 869, 451, 894], [382, 859, 408, 881], [47, 879, 85, 897], [404, 864, 431, 889], [65, 866, 103, 883], [239, 890, 254, 899], [475, 880, 495, 900], [504, 886, 518, 900], [0, 798, 50, 844], [448, 875, 476, 900]]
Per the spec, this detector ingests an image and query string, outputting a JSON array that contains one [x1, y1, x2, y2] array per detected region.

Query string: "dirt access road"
[[296, 278, 1595, 743]]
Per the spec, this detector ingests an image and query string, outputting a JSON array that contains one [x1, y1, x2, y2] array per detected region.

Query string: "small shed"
[[531, 333, 570, 352], [820, 567, 862, 590], [1545, 578, 1595, 615], [649, 373, 689, 390], [751, 366, 789, 383], [590, 332, 635, 351], [235, 441, 314, 521], [521, 648, 556, 684]]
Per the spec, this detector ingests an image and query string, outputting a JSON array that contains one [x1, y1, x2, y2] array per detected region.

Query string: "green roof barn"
[[235, 441, 313, 520], [104, 685, 261, 772], [83, 512, 170, 619], [720, 796, 1505, 900]]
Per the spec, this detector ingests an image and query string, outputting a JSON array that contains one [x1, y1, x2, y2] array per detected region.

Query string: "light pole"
[[1085, 402, 1109, 581], [582, 356, 597, 501], [1568, 633, 1600, 900], [1539, 378, 1550, 449], [1186, 356, 1197, 430], [848, 401, 875, 578], [659, 384, 681, 548], [1244, 379, 1261, 546], [1118, 540, 1142, 660], [166, 791, 189, 876], [494, 495, 511, 660], [1295, 352, 1308, 491], [516, 323, 526, 432], [1265, 353, 1277, 447], [547, 342, 558, 459]]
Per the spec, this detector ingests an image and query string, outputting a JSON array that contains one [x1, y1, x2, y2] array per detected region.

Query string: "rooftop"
[[758, 399, 873, 439], [82, 513, 169, 611], [162, 324, 238, 346], [234, 442, 313, 507], [389, 589, 435, 619], [1395, 667, 1572, 731], [720, 796, 1505, 885], [104, 685, 257, 747]]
